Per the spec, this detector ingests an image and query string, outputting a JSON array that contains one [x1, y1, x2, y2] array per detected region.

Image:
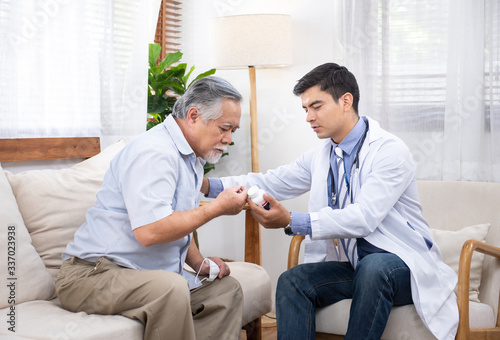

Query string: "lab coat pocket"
[[407, 221, 433, 250]]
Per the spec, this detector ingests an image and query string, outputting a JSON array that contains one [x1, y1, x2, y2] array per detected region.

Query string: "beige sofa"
[[0, 140, 272, 339], [288, 180, 500, 340]]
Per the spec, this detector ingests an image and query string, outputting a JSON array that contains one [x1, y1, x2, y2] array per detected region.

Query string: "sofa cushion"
[[316, 300, 436, 339], [0, 263, 272, 339], [0, 165, 55, 308], [316, 297, 495, 339], [431, 223, 490, 303], [0, 299, 143, 339], [6, 140, 126, 280]]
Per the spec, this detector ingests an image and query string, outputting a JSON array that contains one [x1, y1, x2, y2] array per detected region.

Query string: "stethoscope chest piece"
[[331, 192, 337, 205]]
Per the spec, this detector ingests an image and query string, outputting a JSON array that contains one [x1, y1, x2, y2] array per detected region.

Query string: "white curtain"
[[334, 0, 500, 182], [0, 0, 161, 149]]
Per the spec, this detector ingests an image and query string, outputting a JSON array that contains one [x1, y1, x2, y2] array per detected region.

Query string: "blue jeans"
[[276, 253, 413, 340]]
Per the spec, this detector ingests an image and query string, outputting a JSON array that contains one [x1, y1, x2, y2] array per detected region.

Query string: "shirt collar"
[[163, 115, 196, 157], [330, 116, 367, 157]]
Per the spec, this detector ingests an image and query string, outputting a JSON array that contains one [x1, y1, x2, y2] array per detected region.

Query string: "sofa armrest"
[[457, 239, 500, 340]]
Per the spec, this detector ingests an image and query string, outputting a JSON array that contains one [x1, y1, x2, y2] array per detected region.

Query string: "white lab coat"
[[221, 116, 459, 339]]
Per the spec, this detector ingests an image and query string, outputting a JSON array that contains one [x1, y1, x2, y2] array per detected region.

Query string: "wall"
[[181, 0, 339, 312]]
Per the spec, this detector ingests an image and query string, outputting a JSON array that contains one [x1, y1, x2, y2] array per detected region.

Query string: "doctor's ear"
[[341, 93, 353, 112]]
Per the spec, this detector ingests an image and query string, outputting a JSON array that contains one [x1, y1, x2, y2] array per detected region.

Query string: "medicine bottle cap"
[[248, 186, 260, 199]]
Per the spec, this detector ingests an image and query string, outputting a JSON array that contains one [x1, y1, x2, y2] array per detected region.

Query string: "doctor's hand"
[[247, 193, 290, 229]]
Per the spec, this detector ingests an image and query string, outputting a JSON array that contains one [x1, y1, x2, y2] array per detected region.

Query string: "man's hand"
[[212, 185, 248, 216], [197, 256, 231, 279], [247, 193, 290, 229]]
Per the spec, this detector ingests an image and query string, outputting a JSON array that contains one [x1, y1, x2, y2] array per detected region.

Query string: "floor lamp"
[[211, 14, 292, 264]]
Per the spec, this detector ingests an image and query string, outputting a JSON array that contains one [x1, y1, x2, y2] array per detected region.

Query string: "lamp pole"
[[248, 66, 259, 173], [245, 65, 262, 265]]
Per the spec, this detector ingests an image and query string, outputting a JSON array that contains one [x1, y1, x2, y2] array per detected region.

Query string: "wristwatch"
[[284, 212, 293, 235]]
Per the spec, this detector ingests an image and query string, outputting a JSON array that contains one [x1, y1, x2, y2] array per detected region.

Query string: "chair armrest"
[[457, 239, 500, 340], [287, 235, 305, 269]]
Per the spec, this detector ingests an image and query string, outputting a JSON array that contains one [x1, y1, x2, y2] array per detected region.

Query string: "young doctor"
[[202, 63, 459, 339]]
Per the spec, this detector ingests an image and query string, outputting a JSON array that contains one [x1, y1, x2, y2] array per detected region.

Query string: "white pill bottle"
[[248, 186, 271, 210]]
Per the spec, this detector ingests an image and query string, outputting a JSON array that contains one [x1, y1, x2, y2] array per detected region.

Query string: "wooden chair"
[[286, 180, 500, 340], [0, 137, 265, 340], [457, 240, 500, 340]]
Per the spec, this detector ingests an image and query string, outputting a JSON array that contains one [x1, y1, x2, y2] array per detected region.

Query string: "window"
[[337, 0, 500, 181], [485, 0, 500, 131], [376, 1, 449, 131], [0, 0, 160, 146]]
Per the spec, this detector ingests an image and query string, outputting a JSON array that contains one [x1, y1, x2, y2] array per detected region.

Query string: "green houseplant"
[[147, 43, 229, 174]]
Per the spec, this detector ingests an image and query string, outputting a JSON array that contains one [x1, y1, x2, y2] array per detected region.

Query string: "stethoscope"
[[329, 119, 369, 206]]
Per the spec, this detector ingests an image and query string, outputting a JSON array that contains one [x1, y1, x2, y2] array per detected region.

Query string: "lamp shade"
[[211, 14, 292, 69]]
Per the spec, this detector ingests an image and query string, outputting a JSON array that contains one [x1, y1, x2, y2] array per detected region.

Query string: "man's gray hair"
[[172, 76, 242, 122]]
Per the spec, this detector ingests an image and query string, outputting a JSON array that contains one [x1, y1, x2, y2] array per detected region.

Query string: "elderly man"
[[56, 77, 248, 340]]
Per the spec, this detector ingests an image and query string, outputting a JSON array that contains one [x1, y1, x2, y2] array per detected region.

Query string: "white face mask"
[[195, 258, 220, 284]]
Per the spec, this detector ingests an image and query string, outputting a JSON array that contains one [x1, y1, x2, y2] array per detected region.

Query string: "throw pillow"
[[6, 139, 126, 281], [0, 165, 55, 308], [431, 223, 490, 303]]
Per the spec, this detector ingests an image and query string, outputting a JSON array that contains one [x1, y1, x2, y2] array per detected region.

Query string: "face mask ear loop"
[[206, 259, 220, 281], [195, 258, 210, 284], [194, 258, 220, 284]]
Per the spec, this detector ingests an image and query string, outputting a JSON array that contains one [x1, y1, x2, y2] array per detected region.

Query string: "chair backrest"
[[417, 180, 500, 319]]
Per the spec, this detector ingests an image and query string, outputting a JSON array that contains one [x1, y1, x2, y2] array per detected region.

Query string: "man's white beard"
[[203, 146, 227, 164]]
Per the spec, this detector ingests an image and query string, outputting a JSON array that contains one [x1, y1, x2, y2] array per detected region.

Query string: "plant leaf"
[[170, 63, 187, 72], [189, 69, 217, 87], [189, 68, 216, 87], [159, 64, 186, 81], [147, 113, 162, 122], [155, 80, 185, 94], [203, 162, 215, 174], [149, 43, 161, 68], [147, 120, 159, 130], [158, 51, 183, 72], [147, 95, 169, 114], [157, 69, 185, 82], [182, 65, 196, 86]]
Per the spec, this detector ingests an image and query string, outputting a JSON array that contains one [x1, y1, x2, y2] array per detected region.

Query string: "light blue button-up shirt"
[[63, 115, 205, 288]]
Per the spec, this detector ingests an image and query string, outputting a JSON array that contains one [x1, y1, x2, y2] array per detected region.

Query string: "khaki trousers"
[[55, 257, 243, 340]]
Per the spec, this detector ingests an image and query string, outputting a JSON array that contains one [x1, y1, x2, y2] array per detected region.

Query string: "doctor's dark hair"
[[172, 76, 243, 123], [293, 63, 360, 114]]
